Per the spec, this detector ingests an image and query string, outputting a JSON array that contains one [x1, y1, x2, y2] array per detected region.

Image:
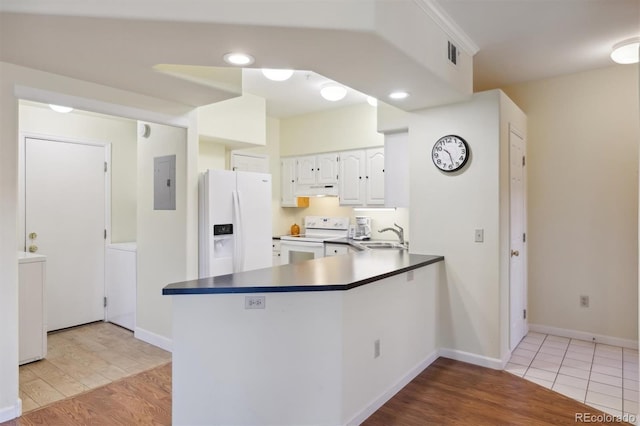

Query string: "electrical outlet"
[[580, 295, 589, 308], [475, 229, 484, 243], [245, 296, 265, 309], [374, 339, 381, 358], [407, 270, 414, 282]]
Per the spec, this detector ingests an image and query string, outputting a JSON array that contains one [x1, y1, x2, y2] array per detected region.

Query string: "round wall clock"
[[431, 135, 469, 172]]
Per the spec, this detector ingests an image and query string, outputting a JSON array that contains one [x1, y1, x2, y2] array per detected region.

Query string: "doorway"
[[509, 126, 527, 350], [23, 136, 110, 331]]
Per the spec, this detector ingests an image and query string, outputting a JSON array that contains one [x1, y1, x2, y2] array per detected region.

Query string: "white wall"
[[18, 102, 138, 243], [0, 62, 21, 423], [408, 90, 526, 362], [504, 65, 639, 342], [136, 122, 190, 349]]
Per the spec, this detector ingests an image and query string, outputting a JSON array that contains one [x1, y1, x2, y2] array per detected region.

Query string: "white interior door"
[[509, 128, 527, 350], [25, 137, 106, 331]]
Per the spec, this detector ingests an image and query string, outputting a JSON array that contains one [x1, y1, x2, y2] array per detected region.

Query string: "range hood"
[[294, 184, 338, 197]]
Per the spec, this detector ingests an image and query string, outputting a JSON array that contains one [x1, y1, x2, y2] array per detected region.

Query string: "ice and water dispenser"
[[212, 224, 234, 275]]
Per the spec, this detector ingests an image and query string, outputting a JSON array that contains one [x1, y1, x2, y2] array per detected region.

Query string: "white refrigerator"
[[199, 169, 273, 278]]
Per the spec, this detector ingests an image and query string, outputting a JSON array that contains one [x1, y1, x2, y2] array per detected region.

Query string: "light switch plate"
[[474, 229, 484, 243]]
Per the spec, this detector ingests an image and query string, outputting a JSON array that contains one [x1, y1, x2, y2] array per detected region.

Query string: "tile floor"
[[506, 332, 639, 423], [19, 321, 171, 413]]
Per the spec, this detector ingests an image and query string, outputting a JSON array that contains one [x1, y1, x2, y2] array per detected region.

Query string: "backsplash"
[[275, 197, 409, 242]]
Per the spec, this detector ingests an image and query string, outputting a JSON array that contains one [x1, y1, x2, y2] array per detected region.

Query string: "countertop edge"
[[162, 254, 444, 295]]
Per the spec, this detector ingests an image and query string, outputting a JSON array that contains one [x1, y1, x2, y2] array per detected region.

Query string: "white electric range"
[[279, 216, 349, 264]]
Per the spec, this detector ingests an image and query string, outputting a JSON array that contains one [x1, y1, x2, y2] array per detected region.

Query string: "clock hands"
[[443, 148, 454, 165]]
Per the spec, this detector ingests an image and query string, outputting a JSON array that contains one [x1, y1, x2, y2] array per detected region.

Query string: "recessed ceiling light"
[[223, 52, 255, 66], [261, 68, 294, 81], [49, 104, 73, 113], [320, 84, 347, 102], [389, 91, 409, 100], [366, 96, 378, 107], [611, 37, 640, 65]]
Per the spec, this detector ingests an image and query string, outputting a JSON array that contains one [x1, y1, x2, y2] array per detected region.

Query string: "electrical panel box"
[[154, 155, 176, 210]]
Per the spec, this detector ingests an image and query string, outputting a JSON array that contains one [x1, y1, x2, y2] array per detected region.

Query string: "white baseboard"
[[438, 347, 505, 370], [134, 327, 173, 352], [0, 399, 22, 423], [346, 350, 439, 426], [529, 324, 638, 350]]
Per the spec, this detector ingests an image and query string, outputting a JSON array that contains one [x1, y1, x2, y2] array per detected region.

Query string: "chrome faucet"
[[378, 223, 405, 245]]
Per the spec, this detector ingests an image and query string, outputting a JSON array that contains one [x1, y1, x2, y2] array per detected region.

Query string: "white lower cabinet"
[[18, 252, 47, 365], [324, 243, 353, 257], [272, 239, 282, 265], [105, 243, 137, 331]]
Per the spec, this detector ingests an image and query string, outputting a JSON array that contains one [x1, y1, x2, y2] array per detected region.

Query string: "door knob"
[[28, 244, 38, 253], [511, 250, 520, 257], [28, 232, 38, 240]]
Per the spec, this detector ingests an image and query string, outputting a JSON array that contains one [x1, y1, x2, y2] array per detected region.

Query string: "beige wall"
[[18, 102, 138, 243], [503, 65, 639, 342], [136, 122, 191, 347], [280, 103, 382, 156], [198, 140, 226, 173]]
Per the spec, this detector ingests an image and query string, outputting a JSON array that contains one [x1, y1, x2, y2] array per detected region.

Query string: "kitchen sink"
[[358, 241, 407, 250]]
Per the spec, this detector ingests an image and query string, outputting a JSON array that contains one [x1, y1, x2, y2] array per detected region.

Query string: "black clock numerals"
[[432, 135, 469, 173]]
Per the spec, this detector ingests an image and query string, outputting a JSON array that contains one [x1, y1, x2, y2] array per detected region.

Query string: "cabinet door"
[[296, 156, 317, 185], [339, 150, 366, 205], [366, 148, 385, 205], [19, 261, 46, 364], [281, 158, 297, 207], [316, 153, 339, 185], [324, 244, 350, 257]]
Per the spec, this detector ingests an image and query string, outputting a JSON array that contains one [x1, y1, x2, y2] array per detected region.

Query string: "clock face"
[[431, 135, 469, 172]]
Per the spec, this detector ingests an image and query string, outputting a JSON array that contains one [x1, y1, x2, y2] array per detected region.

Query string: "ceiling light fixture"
[[366, 96, 378, 107], [261, 68, 294, 81], [223, 52, 255, 66], [49, 104, 73, 113], [611, 37, 640, 64], [389, 91, 409, 100], [320, 83, 347, 102]]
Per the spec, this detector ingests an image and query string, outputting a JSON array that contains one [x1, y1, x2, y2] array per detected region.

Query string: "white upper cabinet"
[[339, 150, 366, 205], [281, 158, 297, 207], [296, 155, 317, 185], [365, 148, 385, 205], [294, 153, 339, 196], [316, 153, 339, 185], [339, 148, 384, 206]]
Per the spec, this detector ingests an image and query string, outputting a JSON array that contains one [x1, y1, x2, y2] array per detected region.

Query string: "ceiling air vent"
[[447, 41, 458, 66]]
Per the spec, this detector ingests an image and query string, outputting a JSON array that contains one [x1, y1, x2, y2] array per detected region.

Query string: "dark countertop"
[[163, 251, 443, 295]]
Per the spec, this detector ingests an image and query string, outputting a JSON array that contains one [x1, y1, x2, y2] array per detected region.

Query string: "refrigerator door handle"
[[232, 190, 244, 272]]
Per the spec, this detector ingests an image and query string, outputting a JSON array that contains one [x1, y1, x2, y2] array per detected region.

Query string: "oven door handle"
[[281, 241, 324, 248]]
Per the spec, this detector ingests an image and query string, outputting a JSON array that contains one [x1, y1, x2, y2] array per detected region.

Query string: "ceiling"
[[0, 0, 638, 118], [437, 0, 640, 91]]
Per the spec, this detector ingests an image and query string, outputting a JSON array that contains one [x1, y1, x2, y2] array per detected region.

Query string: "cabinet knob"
[[511, 250, 520, 257]]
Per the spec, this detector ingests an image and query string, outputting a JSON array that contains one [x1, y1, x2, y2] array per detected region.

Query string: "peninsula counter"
[[163, 250, 444, 426]]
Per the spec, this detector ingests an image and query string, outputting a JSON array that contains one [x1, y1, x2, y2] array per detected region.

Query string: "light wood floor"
[[19, 322, 171, 413], [4, 356, 628, 425]]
